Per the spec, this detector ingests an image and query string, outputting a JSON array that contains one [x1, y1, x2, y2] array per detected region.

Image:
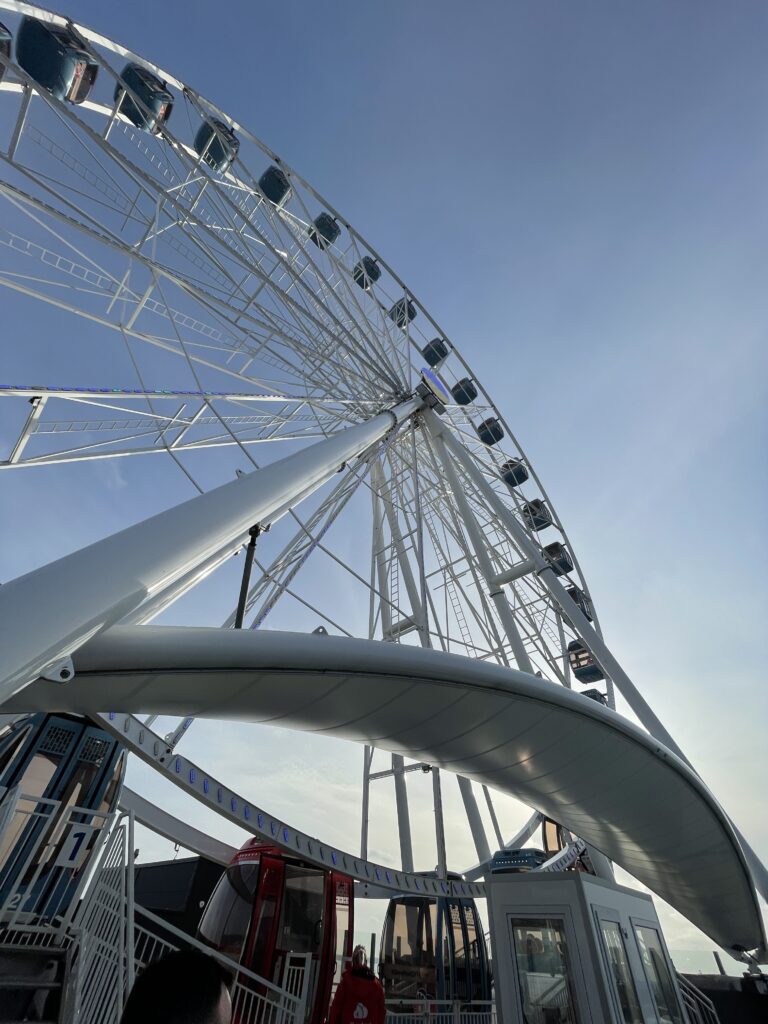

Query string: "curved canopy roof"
[[9, 625, 765, 959]]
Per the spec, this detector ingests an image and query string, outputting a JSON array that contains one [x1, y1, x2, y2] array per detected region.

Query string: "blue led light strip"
[[97, 710, 485, 899], [0, 385, 288, 400]]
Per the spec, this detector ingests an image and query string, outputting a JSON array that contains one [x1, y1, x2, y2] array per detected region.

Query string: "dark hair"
[[120, 949, 231, 1024]]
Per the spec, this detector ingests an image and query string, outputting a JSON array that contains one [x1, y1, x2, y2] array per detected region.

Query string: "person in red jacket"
[[328, 944, 386, 1024]]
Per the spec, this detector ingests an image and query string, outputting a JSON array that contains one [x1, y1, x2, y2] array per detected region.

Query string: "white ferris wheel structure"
[[0, 0, 765, 972]]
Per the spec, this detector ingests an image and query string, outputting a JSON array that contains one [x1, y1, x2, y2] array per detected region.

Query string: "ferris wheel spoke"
[[4, 86, 405, 399], [9, 109, 402, 396], [270, 191, 408, 387], [222, 458, 376, 630], [142, 153, 405, 393], [421, 427, 577, 682], [372, 445, 506, 869], [388, 442, 508, 660], [417, 434, 568, 681], [389, 437, 511, 662], [0, 3, 626, 887], [0, 187, 381, 399]]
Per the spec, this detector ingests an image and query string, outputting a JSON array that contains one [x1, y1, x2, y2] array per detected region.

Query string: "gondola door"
[[436, 899, 491, 1003], [274, 860, 328, 1024], [324, 874, 354, 1009], [243, 853, 284, 984]]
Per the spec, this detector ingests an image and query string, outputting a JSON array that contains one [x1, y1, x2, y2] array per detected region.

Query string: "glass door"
[[275, 863, 326, 1024], [508, 915, 581, 1024], [593, 910, 645, 1023], [631, 923, 684, 1024]]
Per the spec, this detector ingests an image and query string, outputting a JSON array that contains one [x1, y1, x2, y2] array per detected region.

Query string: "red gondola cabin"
[[197, 840, 353, 1024]]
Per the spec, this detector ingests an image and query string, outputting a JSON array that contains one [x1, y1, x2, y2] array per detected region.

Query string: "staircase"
[[677, 971, 720, 1024], [0, 944, 72, 1024]]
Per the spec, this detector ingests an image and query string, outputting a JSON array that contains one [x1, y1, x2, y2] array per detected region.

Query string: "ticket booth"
[[487, 870, 687, 1023]]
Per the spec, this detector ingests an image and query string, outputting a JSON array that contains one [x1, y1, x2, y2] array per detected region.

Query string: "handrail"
[[676, 972, 720, 1024], [134, 904, 300, 1003]]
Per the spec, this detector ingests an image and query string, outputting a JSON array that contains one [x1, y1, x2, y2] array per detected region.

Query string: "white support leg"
[[457, 775, 492, 865], [0, 397, 422, 706], [427, 410, 768, 901], [426, 421, 534, 673], [361, 745, 374, 860], [392, 754, 415, 874], [432, 767, 448, 879]]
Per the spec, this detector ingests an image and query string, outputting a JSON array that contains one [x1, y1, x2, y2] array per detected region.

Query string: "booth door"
[[593, 907, 646, 1023], [630, 920, 685, 1024], [507, 914, 582, 1024]]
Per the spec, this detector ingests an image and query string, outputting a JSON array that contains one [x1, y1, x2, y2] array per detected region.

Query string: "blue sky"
[[1, 0, 766, 969]]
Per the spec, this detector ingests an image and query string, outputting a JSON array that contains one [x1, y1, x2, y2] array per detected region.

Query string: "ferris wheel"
[[0, 2, 764, 930]]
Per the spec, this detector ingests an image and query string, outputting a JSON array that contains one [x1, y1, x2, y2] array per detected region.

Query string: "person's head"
[[120, 949, 232, 1024], [352, 944, 368, 969]]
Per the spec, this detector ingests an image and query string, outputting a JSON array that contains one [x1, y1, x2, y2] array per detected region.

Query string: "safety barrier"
[[133, 906, 310, 1024], [0, 792, 313, 1024], [0, 787, 112, 945], [385, 1000, 496, 1024], [677, 972, 720, 1024]]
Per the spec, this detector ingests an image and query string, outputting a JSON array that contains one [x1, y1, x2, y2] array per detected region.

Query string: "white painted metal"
[[0, 396, 421, 703], [429, 411, 768, 902], [432, 767, 448, 880], [429, 426, 533, 674], [391, 753, 415, 874], [457, 775, 492, 865], [8, 624, 765, 960], [0, 2, 762, 969], [118, 786, 238, 866]]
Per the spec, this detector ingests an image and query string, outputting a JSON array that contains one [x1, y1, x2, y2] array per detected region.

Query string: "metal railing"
[[677, 972, 720, 1024], [0, 793, 313, 1024], [0, 787, 112, 946], [134, 906, 310, 1024], [72, 819, 131, 1024], [385, 1000, 496, 1024]]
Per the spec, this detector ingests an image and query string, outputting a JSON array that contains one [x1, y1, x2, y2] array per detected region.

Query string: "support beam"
[[392, 754, 415, 874], [428, 410, 768, 902], [432, 767, 448, 880], [0, 398, 422, 706], [371, 479, 393, 636], [360, 745, 374, 860], [8, 395, 47, 465], [482, 785, 504, 849], [373, 460, 430, 647], [489, 559, 536, 589], [457, 775, 492, 865], [427, 422, 533, 673], [368, 460, 423, 874]]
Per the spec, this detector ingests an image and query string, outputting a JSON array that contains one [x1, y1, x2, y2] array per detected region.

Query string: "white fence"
[[0, 788, 111, 942], [0, 792, 496, 1024], [385, 1000, 496, 1024], [0, 795, 311, 1024]]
